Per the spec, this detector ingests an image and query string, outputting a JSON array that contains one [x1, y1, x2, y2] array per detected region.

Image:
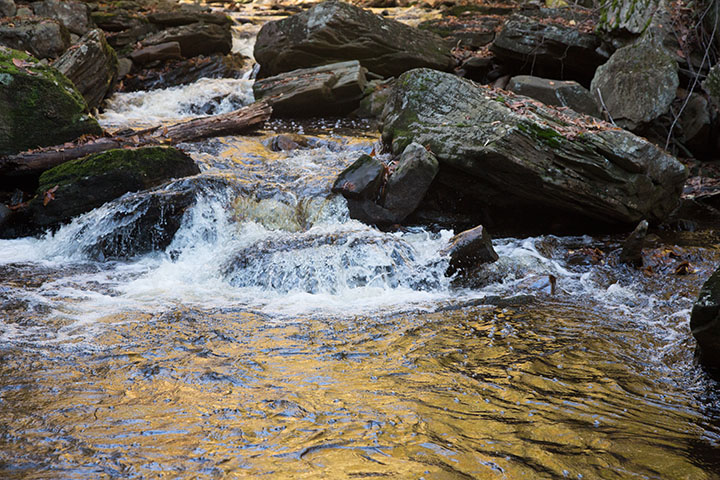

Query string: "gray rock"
[[0, 46, 102, 156], [0, 203, 11, 231], [382, 142, 439, 221], [354, 78, 394, 119], [31, 0, 92, 35], [507, 75, 600, 117], [619, 219, 648, 266], [691, 267, 720, 368], [52, 29, 118, 110], [590, 31, 678, 130], [0, 18, 70, 59], [253, 61, 367, 117], [117, 57, 132, 78], [266, 134, 310, 152], [440, 224, 498, 276], [254, 0, 454, 79], [141, 22, 231, 59], [0, 0, 16, 18], [490, 13, 605, 83], [15, 6, 32, 17], [129, 41, 182, 65], [147, 11, 231, 27], [598, 0, 660, 36], [331, 154, 384, 200], [381, 68, 687, 228], [678, 92, 714, 159], [705, 63, 720, 106]]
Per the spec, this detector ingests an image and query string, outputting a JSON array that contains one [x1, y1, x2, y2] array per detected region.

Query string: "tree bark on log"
[[0, 101, 272, 179]]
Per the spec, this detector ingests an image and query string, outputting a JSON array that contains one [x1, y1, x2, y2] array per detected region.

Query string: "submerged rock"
[[254, 0, 454, 79], [440, 224, 498, 276], [52, 29, 118, 111], [0, 47, 102, 156], [691, 267, 720, 369], [590, 32, 678, 130], [619, 219, 648, 266], [253, 61, 367, 117], [381, 68, 687, 229], [28, 146, 200, 230]]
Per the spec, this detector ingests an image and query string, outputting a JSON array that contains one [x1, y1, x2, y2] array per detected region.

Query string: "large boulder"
[[590, 31, 678, 130], [0, 17, 70, 60], [253, 0, 454, 79], [440, 224, 498, 276], [31, 0, 92, 36], [507, 75, 600, 117], [28, 146, 200, 230], [691, 267, 720, 369], [141, 22, 232, 59], [381, 68, 687, 229], [490, 11, 606, 84], [52, 29, 118, 111], [0, 47, 102, 156], [253, 61, 367, 117], [0, 0, 16, 17]]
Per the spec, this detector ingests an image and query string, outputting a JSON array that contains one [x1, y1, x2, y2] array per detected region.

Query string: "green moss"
[[517, 121, 564, 148], [38, 147, 191, 192]]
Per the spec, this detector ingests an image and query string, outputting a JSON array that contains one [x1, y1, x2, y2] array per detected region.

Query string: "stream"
[[3, 10, 720, 479]]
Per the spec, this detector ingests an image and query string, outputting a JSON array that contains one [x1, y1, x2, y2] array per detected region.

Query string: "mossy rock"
[[0, 46, 102, 156], [30, 146, 200, 229]]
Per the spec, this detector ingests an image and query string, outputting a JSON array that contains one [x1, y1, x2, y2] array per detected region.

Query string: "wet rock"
[[52, 29, 118, 111], [129, 41, 182, 65], [507, 75, 600, 117], [141, 22, 232, 59], [254, 0, 455, 79], [381, 68, 687, 229], [147, 11, 231, 28], [590, 32, 678, 130], [31, 0, 92, 36], [619, 219, 648, 266], [0, 203, 10, 230], [691, 267, 720, 369], [382, 142, 439, 221], [332, 154, 384, 200], [266, 134, 311, 152], [0, 47, 102, 156], [490, 12, 605, 83], [121, 53, 246, 91], [117, 57, 132, 78], [0, 17, 71, 60], [0, 0, 16, 17], [440, 224, 498, 276], [28, 146, 200, 230], [253, 61, 367, 117], [354, 78, 394, 119]]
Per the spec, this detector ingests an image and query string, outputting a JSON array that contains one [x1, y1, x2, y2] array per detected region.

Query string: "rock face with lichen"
[[253, 0, 454, 79], [0, 46, 102, 156], [381, 68, 687, 228], [28, 146, 200, 230]]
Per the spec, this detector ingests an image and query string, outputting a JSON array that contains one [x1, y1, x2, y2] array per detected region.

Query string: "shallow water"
[[3, 73, 720, 479]]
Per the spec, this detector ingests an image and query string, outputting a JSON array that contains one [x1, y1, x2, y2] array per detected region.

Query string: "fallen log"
[[0, 101, 272, 179]]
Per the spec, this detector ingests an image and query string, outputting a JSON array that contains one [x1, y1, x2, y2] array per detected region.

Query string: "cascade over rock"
[[0, 47, 102, 156], [253, 0, 454, 79], [381, 68, 687, 229]]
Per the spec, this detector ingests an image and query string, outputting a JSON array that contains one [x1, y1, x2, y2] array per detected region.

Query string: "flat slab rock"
[[253, 60, 367, 117], [254, 0, 455, 79], [381, 68, 687, 226]]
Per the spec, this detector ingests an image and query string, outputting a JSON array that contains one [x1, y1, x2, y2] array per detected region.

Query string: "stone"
[[590, 31, 678, 130], [147, 11, 231, 27], [704, 63, 720, 107], [677, 92, 715, 159], [354, 78, 394, 119], [105, 24, 157, 51], [619, 219, 648, 266], [141, 22, 232, 59], [266, 134, 310, 152], [490, 13, 605, 83], [52, 29, 118, 111], [418, 14, 501, 50], [0, 47, 102, 156], [31, 0, 92, 35], [598, 0, 660, 36], [0, 17, 70, 60], [691, 267, 720, 369], [440, 224, 498, 276], [117, 57, 132, 78], [90, 9, 146, 32], [0, 0, 16, 17], [28, 146, 200, 230], [253, 61, 367, 117], [254, 0, 454, 79], [331, 153, 384, 200], [0, 203, 10, 231], [381, 68, 687, 230], [507, 75, 600, 117], [121, 53, 247, 91], [382, 142, 439, 221], [129, 41, 182, 65]]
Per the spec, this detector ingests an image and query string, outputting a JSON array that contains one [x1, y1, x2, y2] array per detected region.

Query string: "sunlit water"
[[2, 74, 720, 479]]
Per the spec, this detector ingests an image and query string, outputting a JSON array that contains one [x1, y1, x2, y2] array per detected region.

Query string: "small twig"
[[596, 88, 617, 126]]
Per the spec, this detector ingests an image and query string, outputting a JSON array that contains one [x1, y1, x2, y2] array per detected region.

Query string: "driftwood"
[[0, 101, 272, 178]]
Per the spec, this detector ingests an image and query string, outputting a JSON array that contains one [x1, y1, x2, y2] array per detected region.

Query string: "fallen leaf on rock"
[[43, 185, 59, 206]]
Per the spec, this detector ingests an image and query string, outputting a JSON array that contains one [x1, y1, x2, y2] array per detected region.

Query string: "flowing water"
[[3, 48, 720, 479]]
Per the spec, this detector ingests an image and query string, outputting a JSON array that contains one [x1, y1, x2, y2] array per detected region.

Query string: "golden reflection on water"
[[2, 298, 718, 479]]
